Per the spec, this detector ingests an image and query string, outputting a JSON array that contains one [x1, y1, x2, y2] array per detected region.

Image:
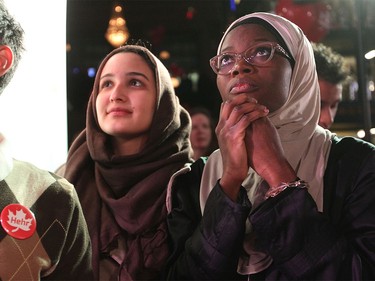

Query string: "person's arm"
[[166, 160, 251, 280], [166, 95, 268, 279], [250, 149, 375, 280], [216, 97, 270, 201], [40, 177, 93, 280]]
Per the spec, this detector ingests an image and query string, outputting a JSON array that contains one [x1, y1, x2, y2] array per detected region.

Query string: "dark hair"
[[123, 39, 155, 70], [0, 0, 25, 95], [126, 38, 152, 51], [312, 42, 347, 84], [190, 107, 215, 124], [189, 106, 218, 155]]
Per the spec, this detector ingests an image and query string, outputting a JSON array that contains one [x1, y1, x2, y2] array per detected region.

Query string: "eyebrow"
[[100, 71, 150, 81], [220, 38, 274, 53]]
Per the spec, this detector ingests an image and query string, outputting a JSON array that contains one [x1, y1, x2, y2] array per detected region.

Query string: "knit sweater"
[[0, 135, 93, 280]]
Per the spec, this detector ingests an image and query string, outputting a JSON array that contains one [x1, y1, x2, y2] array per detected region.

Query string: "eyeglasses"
[[209, 42, 292, 75]]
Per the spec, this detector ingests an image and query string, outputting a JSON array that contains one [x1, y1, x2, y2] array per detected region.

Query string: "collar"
[[0, 133, 13, 181]]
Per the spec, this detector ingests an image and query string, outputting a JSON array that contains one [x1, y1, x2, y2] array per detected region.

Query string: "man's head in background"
[[312, 42, 348, 129], [0, 0, 24, 95]]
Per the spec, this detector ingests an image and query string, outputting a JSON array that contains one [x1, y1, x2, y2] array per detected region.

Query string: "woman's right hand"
[[215, 94, 269, 201]]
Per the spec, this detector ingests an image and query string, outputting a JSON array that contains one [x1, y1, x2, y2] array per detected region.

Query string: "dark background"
[[66, 0, 375, 145]]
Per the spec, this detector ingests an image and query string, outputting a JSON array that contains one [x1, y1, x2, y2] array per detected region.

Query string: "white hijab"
[[199, 12, 334, 274]]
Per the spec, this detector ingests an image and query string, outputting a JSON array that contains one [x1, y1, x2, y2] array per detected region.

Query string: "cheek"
[[203, 127, 211, 135], [268, 67, 292, 110], [141, 98, 157, 123], [149, 100, 157, 116], [95, 96, 103, 113], [279, 72, 292, 103], [216, 77, 228, 101], [95, 96, 107, 122], [331, 105, 338, 115], [190, 133, 197, 142]]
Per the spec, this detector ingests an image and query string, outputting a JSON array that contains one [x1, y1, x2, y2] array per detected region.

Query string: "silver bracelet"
[[264, 179, 309, 199]]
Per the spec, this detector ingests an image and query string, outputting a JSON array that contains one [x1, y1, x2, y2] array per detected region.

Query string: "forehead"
[[102, 52, 151, 72], [192, 113, 210, 122], [220, 24, 278, 52]]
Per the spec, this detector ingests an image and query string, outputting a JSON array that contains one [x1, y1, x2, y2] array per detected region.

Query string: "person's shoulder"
[[331, 135, 375, 154], [329, 136, 375, 170], [176, 157, 207, 183], [167, 158, 207, 213], [11, 159, 75, 195]]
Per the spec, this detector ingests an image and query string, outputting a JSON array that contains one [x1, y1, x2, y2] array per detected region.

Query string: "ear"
[[0, 45, 14, 77]]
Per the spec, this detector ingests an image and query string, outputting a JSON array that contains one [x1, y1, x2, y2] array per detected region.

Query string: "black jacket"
[[166, 136, 375, 280]]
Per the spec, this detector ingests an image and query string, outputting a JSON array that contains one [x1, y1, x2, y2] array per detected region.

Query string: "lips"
[[107, 107, 133, 115], [229, 82, 258, 94]]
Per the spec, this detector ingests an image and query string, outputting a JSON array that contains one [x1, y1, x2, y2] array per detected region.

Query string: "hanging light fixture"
[[105, 3, 129, 48]]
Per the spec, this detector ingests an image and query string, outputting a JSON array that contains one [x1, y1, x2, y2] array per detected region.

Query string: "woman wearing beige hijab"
[[63, 43, 193, 280], [165, 12, 375, 280]]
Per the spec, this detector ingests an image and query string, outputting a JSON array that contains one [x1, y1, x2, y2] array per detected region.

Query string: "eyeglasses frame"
[[209, 42, 292, 75]]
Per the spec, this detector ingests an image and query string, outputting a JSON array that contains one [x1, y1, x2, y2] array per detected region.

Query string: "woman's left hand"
[[245, 116, 297, 187]]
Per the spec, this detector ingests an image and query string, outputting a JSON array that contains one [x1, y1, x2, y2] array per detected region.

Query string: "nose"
[[319, 108, 333, 129], [109, 85, 125, 102], [231, 56, 253, 76]]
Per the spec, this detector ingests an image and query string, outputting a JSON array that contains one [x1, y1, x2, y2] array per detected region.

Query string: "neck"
[[193, 147, 207, 161], [112, 135, 148, 156]]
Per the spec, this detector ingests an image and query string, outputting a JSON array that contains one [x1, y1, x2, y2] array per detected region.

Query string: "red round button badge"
[[1, 204, 37, 239]]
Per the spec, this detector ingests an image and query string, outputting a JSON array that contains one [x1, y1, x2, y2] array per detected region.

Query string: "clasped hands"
[[216, 93, 296, 201]]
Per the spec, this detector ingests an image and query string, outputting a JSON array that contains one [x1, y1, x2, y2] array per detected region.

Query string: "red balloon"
[[275, 0, 331, 42]]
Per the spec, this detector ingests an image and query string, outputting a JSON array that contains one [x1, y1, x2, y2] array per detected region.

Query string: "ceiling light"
[[105, 4, 129, 48], [365, 50, 375, 60]]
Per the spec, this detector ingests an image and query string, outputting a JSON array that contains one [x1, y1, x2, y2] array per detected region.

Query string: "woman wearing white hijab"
[[165, 12, 375, 280]]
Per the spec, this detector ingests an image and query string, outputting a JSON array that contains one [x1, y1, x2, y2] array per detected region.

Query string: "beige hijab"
[[199, 12, 334, 275]]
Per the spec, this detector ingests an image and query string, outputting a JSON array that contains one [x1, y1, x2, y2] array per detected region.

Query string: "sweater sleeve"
[[39, 176, 94, 281], [166, 160, 251, 280]]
